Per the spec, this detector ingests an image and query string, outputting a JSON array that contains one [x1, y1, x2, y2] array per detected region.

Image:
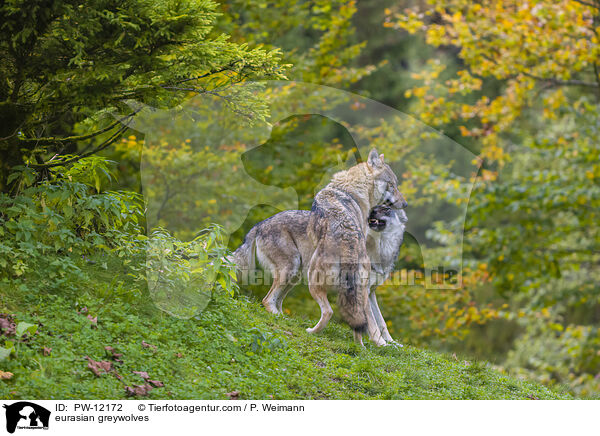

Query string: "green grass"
[[0, 274, 570, 400]]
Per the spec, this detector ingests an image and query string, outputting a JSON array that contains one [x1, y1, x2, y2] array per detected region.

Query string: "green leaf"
[[94, 173, 101, 193], [0, 342, 15, 361], [16, 321, 38, 338]]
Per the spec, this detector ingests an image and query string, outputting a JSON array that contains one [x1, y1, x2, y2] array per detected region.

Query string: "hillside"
[[0, 274, 569, 400]]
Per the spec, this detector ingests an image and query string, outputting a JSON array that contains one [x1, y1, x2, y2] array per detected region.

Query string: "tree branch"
[[170, 64, 240, 85], [18, 111, 138, 146], [572, 0, 599, 9], [30, 113, 135, 169], [521, 71, 599, 88]]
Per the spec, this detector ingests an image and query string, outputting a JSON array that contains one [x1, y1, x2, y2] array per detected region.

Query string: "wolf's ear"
[[367, 149, 383, 169]]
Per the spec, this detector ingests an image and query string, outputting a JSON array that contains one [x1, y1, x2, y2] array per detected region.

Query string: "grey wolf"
[[365, 204, 407, 344], [233, 149, 406, 346]]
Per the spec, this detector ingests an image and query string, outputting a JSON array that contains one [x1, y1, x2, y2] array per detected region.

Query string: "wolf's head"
[[368, 204, 408, 233], [368, 205, 391, 232], [366, 149, 408, 210]]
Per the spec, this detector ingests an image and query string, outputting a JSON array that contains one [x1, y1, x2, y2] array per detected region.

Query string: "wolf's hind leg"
[[306, 289, 333, 334], [257, 235, 301, 315], [306, 272, 333, 334], [262, 276, 286, 314], [275, 282, 294, 313], [353, 330, 364, 347], [263, 266, 300, 314], [275, 256, 301, 313], [349, 295, 384, 347]]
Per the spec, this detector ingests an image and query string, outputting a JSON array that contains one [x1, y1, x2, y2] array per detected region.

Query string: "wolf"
[[233, 149, 406, 346], [365, 205, 407, 344]]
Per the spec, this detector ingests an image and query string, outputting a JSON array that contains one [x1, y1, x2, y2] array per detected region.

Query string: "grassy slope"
[[0, 274, 570, 400]]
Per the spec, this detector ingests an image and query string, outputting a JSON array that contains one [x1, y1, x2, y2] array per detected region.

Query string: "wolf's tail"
[[336, 263, 369, 333], [230, 226, 257, 283]]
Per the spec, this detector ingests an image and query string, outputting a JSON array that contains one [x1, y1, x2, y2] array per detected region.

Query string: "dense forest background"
[[1, 0, 598, 397]]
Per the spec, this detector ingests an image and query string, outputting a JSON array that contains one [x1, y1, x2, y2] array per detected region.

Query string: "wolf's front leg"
[[361, 287, 386, 347], [366, 307, 387, 346], [368, 290, 402, 347]]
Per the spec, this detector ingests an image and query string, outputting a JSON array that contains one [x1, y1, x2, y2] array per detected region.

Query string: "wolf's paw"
[[306, 327, 318, 334], [384, 340, 403, 349], [262, 303, 279, 314]]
